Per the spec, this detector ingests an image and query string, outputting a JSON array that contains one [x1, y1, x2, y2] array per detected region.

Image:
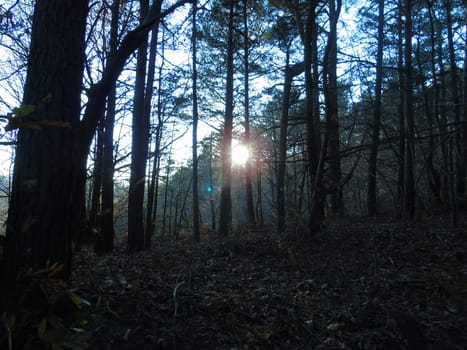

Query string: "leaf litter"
[[49, 216, 467, 348]]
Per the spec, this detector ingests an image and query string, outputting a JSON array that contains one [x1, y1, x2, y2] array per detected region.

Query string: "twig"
[[105, 300, 120, 318], [173, 281, 185, 317]]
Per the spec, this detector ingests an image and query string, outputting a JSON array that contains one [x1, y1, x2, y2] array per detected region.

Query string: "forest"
[[0, 0, 466, 348]]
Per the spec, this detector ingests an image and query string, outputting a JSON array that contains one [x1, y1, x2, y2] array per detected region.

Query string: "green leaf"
[[13, 105, 36, 118]]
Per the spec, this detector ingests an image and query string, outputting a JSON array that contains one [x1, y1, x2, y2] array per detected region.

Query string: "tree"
[[402, 0, 416, 220], [3, 0, 192, 280], [218, 0, 235, 236], [242, 0, 256, 227], [298, 1, 325, 234], [192, 0, 201, 242], [128, 0, 150, 252], [444, 0, 464, 197], [128, 0, 162, 252], [4, 0, 89, 279], [277, 60, 303, 233], [98, 0, 120, 253], [367, 0, 385, 216], [323, 0, 343, 215]]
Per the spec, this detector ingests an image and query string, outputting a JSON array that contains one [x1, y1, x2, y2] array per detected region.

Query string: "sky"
[[0, 0, 363, 176]]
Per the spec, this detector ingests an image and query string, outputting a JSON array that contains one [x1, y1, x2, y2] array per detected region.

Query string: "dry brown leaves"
[[71, 216, 467, 349]]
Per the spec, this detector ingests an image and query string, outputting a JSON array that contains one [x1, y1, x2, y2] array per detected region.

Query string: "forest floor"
[[2, 215, 467, 349]]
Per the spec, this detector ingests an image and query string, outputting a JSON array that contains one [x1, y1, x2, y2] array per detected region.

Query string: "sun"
[[231, 142, 249, 166]]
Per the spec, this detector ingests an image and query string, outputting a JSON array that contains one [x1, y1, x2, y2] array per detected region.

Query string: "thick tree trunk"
[[3, 0, 191, 279], [4, 0, 89, 280]]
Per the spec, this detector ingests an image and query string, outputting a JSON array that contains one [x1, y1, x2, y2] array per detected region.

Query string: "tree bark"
[[192, 0, 201, 242], [300, 1, 324, 234], [243, 0, 256, 227], [4, 0, 89, 280], [444, 0, 464, 196], [219, 0, 235, 236], [324, 0, 343, 216], [403, 0, 416, 220], [367, 0, 384, 216], [89, 121, 104, 244], [3, 0, 192, 279], [463, 21, 467, 192], [146, 37, 166, 242], [277, 60, 304, 233], [396, 1, 405, 217], [94, 0, 118, 253], [128, 0, 150, 252]]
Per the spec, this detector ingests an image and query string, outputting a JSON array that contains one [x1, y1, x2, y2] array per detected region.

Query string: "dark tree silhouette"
[[4, 0, 89, 279]]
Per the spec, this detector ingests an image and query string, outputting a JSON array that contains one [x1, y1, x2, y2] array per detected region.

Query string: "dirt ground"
[[2, 215, 467, 349]]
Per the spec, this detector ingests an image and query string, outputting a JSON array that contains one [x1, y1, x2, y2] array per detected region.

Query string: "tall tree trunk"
[[192, 0, 201, 242], [3, 0, 191, 280], [276, 58, 304, 233], [396, 1, 405, 217], [219, 0, 235, 236], [142, 22, 160, 249], [208, 136, 217, 231], [161, 156, 172, 238], [146, 122, 162, 240], [4, 0, 89, 280], [276, 55, 292, 234], [243, 0, 256, 227], [403, 0, 416, 220], [99, 89, 116, 252], [302, 2, 324, 234], [463, 21, 467, 190], [256, 157, 264, 227], [324, 0, 343, 216], [414, 2, 440, 206], [444, 0, 464, 196], [128, 0, 150, 252], [367, 0, 384, 216], [437, 19, 451, 209], [129, 0, 160, 251], [96, 0, 120, 254], [90, 121, 104, 243], [146, 35, 166, 241]]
